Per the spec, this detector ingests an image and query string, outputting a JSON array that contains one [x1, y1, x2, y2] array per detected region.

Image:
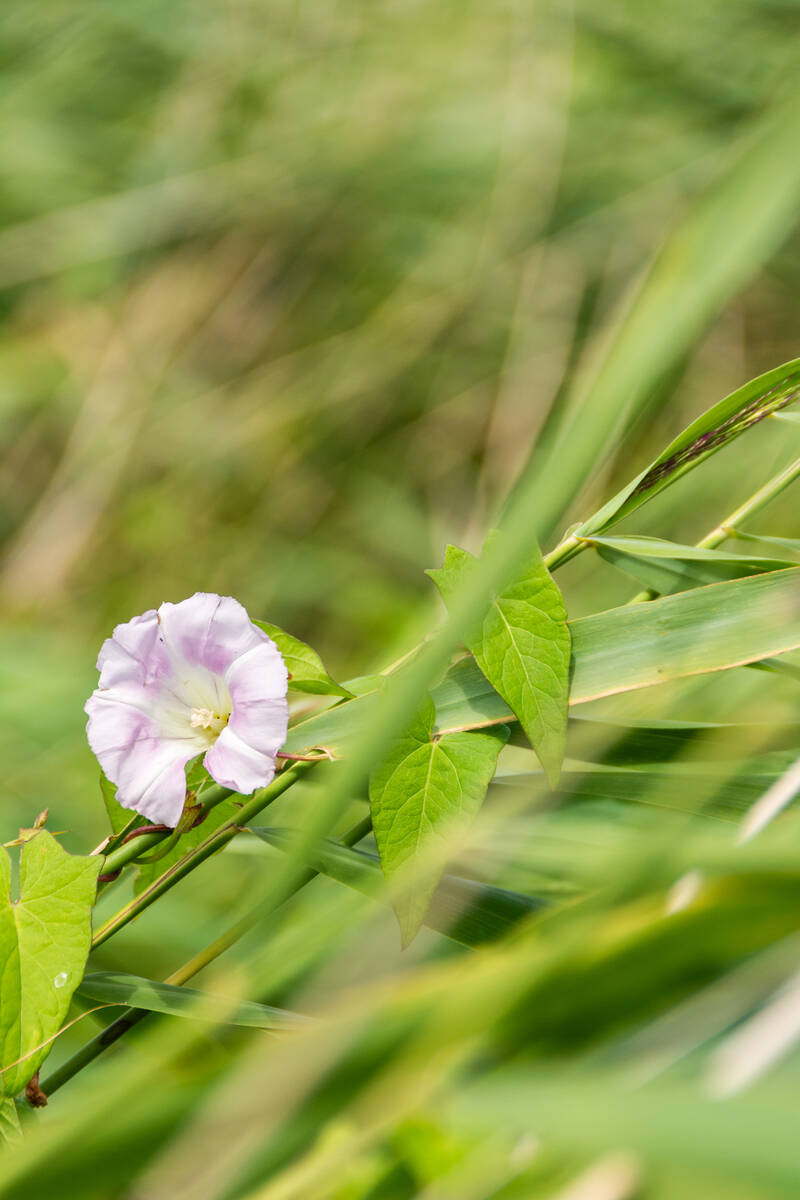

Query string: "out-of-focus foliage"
[[3, 1, 800, 1196]]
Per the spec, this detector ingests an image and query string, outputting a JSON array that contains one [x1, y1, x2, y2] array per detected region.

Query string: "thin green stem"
[[542, 532, 583, 572], [96, 783, 233, 884], [93, 762, 316, 949], [698, 453, 800, 549], [39, 813, 372, 1099]]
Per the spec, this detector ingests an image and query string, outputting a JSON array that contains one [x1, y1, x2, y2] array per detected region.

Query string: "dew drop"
[[53, 972, 68, 989]]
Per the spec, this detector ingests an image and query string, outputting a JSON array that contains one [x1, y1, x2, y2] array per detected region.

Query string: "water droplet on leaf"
[[53, 972, 68, 989]]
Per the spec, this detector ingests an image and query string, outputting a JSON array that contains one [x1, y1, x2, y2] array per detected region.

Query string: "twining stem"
[[93, 761, 317, 949], [39, 813, 373, 1099], [96, 783, 233, 883]]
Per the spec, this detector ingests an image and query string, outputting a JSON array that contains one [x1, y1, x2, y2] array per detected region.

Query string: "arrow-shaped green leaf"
[[369, 696, 508, 946], [427, 532, 570, 786], [0, 831, 101, 1097]]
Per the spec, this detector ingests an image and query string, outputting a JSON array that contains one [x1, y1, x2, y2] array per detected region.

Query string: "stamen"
[[189, 707, 229, 736]]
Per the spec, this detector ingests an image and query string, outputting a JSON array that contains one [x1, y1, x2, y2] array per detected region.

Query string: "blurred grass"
[[3, 2, 800, 1195]]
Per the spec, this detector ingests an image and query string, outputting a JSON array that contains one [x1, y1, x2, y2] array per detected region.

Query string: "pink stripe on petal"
[[158, 593, 268, 677], [205, 726, 278, 795], [86, 693, 197, 827], [85, 694, 156, 782]]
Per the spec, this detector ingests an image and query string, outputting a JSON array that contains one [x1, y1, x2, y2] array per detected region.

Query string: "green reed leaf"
[[575, 359, 800, 542], [76, 973, 309, 1030], [731, 530, 800, 555], [432, 568, 800, 733], [588, 535, 794, 595], [251, 827, 542, 947]]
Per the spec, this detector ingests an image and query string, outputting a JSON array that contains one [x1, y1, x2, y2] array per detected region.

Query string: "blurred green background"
[[3, 4, 800, 1195], [3, 0, 800, 855]]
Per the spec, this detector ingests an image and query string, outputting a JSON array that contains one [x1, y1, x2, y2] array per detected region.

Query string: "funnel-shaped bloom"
[[85, 593, 289, 828]]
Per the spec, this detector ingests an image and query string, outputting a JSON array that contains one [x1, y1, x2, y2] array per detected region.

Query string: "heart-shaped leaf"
[[369, 695, 508, 946], [99, 770, 134, 837], [428, 532, 570, 786], [0, 831, 101, 1096]]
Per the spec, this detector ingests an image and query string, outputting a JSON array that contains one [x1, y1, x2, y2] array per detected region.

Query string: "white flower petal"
[[85, 693, 198, 827], [85, 693, 156, 783], [96, 609, 170, 690], [117, 740, 197, 827], [226, 640, 289, 703], [225, 640, 289, 755], [204, 725, 279, 795]]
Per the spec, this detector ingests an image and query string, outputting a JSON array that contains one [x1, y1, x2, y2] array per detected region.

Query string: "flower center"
[[189, 707, 230, 738]]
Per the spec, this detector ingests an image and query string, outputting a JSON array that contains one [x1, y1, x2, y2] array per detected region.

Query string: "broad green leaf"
[[369, 696, 508, 946], [0, 832, 101, 1096], [254, 620, 352, 697], [588, 535, 794, 595], [427, 533, 570, 785], [76, 973, 308, 1030], [251, 828, 543, 947], [575, 359, 800, 541], [431, 568, 800, 733]]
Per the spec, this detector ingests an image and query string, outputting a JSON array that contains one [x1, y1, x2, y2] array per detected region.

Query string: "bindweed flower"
[[85, 593, 289, 828]]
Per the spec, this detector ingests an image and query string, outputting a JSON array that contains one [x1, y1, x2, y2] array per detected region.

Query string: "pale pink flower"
[[85, 593, 289, 827]]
